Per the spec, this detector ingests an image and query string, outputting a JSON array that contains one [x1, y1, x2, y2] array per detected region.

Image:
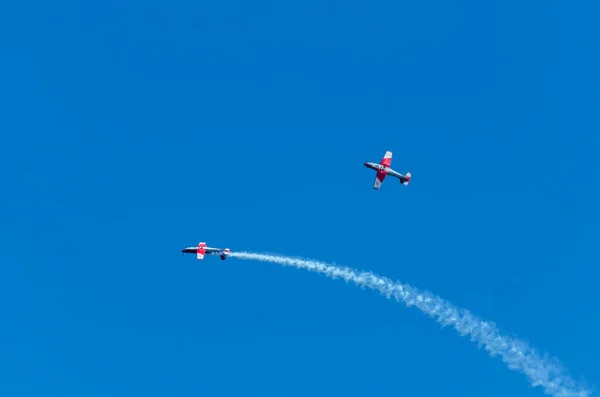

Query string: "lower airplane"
[[364, 151, 411, 190], [182, 242, 230, 260]]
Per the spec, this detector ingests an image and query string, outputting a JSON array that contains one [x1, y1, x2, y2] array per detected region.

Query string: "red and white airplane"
[[182, 242, 230, 260], [364, 151, 411, 190]]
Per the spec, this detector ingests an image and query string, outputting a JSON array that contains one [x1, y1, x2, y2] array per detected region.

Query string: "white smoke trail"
[[230, 251, 590, 397]]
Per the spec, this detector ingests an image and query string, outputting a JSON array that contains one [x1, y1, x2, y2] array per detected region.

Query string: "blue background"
[[1, 0, 598, 396]]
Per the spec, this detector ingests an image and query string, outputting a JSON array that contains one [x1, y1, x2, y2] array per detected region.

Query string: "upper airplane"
[[182, 242, 230, 260], [364, 151, 411, 190]]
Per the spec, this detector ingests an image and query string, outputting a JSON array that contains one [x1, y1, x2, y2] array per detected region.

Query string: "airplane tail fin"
[[401, 172, 411, 186], [221, 248, 230, 260]]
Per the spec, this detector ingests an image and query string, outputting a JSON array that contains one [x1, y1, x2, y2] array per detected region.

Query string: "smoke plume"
[[230, 251, 590, 397]]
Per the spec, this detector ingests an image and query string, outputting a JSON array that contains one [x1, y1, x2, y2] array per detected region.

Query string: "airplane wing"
[[380, 151, 392, 168], [373, 151, 392, 189], [197, 242, 207, 260], [373, 171, 386, 189]]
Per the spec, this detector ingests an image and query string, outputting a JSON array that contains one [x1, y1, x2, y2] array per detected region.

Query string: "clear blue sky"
[[1, 0, 598, 396]]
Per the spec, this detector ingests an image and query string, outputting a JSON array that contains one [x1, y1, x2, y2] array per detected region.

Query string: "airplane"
[[181, 242, 231, 260], [364, 151, 411, 190]]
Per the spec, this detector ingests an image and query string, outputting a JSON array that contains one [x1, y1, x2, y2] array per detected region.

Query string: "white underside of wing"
[[373, 177, 382, 189]]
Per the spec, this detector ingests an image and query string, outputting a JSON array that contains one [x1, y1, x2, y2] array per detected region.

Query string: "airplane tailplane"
[[401, 172, 411, 186]]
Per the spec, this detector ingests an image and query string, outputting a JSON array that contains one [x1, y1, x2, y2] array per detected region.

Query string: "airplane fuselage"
[[182, 242, 230, 260], [364, 162, 404, 179], [182, 246, 228, 255]]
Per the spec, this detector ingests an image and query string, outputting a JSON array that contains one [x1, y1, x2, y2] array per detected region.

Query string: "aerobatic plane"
[[182, 242, 230, 260], [364, 151, 411, 190]]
